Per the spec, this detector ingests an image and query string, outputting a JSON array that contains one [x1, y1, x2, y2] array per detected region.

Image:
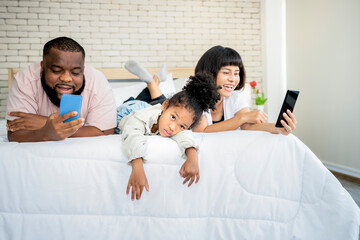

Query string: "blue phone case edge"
[[59, 94, 82, 123]]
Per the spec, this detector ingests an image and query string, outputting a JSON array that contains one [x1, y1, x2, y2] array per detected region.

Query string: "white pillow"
[[112, 73, 176, 107], [173, 78, 189, 92]]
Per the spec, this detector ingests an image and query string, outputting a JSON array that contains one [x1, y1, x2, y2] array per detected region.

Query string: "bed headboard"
[[7, 67, 194, 89]]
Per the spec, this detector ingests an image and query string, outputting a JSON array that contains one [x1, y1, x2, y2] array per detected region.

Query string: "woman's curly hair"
[[167, 73, 220, 128]]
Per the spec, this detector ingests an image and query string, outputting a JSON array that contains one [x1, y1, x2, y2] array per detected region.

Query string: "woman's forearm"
[[241, 122, 277, 133], [197, 115, 246, 133]]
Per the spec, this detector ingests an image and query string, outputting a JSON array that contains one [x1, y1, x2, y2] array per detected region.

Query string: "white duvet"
[[0, 128, 359, 240]]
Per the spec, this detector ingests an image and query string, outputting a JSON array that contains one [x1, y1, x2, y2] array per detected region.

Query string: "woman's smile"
[[216, 65, 240, 97], [222, 84, 235, 92]]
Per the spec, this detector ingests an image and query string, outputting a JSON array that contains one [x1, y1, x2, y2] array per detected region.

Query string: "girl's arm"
[[119, 115, 151, 200], [126, 157, 149, 201], [119, 116, 149, 163], [171, 131, 200, 187], [179, 147, 200, 187]]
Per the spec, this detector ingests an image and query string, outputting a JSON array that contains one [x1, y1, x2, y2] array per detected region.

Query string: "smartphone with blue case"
[[59, 94, 82, 123]]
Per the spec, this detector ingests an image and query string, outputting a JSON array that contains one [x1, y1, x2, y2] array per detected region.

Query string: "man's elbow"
[[7, 133, 14, 142], [7, 131, 22, 142], [71, 126, 115, 138], [103, 128, 115, 135]]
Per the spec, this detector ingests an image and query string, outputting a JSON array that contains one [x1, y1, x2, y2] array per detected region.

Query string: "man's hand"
[[126, 158, 149, 201], [41, 111, 84, 141], [6, 111, 111, 142], [7, 112, 47, 132], [179, 147, 200, 187]]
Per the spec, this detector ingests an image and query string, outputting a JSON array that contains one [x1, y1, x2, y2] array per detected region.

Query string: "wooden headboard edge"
[[7, 67, 194, 89]]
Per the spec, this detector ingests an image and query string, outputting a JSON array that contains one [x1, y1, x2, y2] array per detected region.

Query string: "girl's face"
[[157, 102, 194, 137], [216, 65, 240, 98]]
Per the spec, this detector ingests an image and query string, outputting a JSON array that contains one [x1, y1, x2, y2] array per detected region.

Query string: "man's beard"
[[41, 70, 85, 107]]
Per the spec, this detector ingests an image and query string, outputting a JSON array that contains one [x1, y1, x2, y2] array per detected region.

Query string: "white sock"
[[124, 60, 152, 83], [156, 64, 168, 82]]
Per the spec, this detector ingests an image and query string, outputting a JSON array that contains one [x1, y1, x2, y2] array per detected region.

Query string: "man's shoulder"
[[83, 65, 110, 90], [81, 65, 115, 106], [84, 65, 106, 80], [15, 63, 41, 84]]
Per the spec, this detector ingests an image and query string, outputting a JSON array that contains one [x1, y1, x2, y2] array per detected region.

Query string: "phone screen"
[[275, 90, 299, 128], [59, 94, 83, 123]]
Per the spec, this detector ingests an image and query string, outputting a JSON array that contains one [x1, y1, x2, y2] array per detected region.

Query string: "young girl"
[[117, 73, 219, 201], [192, 45, 297, 134]]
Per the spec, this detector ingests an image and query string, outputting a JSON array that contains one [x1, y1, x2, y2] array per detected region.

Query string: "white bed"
[[1, 69, 359, 239]]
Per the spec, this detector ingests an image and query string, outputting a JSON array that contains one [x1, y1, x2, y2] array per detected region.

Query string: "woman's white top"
[[204, 90, 249, 129]]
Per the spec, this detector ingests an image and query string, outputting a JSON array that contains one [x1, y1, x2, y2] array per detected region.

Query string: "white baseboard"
[[322, 160, 360, 179]]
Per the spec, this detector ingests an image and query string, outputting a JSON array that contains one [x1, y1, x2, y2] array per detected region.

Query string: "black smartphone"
[[59, 94, 83, 123], [275, 90, 299, 128]]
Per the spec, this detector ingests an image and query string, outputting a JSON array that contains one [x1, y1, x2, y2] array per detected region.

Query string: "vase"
[[256, 105, 264, 111]]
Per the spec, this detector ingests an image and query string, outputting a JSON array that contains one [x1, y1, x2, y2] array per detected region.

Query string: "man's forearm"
[[8, 126, 115, 142], [70, 126, 114, 138], [7, 129, 47, 142]]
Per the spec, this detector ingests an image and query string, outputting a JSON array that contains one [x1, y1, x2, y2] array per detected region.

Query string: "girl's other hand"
[[179, 148, 200, 187], [127, 158, 149, 200]]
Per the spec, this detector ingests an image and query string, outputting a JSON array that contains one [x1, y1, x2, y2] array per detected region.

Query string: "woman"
[[192, 45, 296, 134]]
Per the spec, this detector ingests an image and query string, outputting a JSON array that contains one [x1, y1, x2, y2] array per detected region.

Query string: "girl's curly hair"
[[167, 73, 220, 128]]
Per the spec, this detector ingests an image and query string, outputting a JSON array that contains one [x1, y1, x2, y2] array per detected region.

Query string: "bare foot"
[[148, 75, 160, 87], [147, 75, 162, 99]]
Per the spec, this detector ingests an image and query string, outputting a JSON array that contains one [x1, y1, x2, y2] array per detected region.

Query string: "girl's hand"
[[273, 110, 297, 135], [239, 110, 267, 125], [127, 158, 149, 200], [179, 148, 200, 187]]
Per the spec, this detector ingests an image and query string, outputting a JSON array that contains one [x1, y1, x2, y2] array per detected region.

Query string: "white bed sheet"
[[0, 120, 7, 142], [0, 127, 359, 239]]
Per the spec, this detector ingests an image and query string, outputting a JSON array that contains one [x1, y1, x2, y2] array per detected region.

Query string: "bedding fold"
[[0, 131, 359, 239]]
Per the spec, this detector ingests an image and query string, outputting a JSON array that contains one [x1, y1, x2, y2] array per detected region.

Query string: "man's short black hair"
[[43, 37, 85, 59]]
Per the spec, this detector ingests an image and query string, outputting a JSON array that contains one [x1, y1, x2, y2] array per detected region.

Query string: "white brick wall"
[[0, 0, 262, 118]]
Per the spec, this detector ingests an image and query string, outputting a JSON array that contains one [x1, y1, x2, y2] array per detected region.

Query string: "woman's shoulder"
[[226, 90, 248, 102], [223, 90, 249, 112]]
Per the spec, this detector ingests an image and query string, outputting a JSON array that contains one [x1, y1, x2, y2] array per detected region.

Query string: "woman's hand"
[[273, 110, 297, 135], [127, 158, 149, 200], [238, 109, 267, 125], [179, 147, 200, 187]]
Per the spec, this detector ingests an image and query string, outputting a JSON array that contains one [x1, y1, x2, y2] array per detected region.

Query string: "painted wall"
[[261, 0, 287, 122], [0, 0, 262, 118], [286, 0, 360, 175]]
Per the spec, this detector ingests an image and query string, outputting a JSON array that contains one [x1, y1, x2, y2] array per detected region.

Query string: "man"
[[6, 37, 117, 142]]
